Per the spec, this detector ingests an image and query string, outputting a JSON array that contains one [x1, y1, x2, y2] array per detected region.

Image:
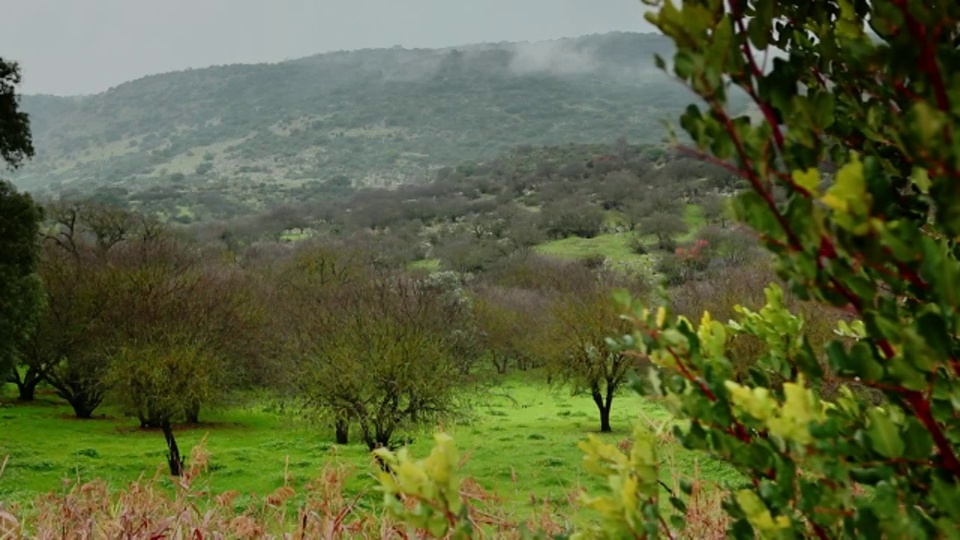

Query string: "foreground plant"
[[601, 0, 960, 537], [388, 0, 960, 537]]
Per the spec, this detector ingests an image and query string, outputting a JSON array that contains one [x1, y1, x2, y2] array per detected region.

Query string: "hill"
[[12, 32, 737, 212]]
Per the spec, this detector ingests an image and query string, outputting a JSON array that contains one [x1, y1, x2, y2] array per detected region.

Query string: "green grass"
[[0, 374, 737, 515], [278, 230, 313, 242], [533, 204, 709, 270], [535, 233, 656, 270], [408, 258, 442, 272]]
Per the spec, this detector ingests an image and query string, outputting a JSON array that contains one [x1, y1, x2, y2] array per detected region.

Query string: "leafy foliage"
[[0, 181, 42, 376], [280, 245, 474, 450], [377, 0, 960, 538], [597, 0, 960, 537], [0, 58, 33, 169]]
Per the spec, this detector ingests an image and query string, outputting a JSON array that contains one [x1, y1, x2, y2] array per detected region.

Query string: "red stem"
[[729, 0, 786, 151], [890, 0, 951, 114], [666, 346, 716, 401]]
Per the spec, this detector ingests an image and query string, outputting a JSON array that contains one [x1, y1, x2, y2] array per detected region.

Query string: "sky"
[[0, 0, 654, 96]]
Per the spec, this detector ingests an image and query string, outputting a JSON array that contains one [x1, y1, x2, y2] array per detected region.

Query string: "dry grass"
[[1, 437, 732, 539], [0, 443, 582, 540]]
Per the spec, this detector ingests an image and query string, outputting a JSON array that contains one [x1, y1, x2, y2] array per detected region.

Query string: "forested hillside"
[[13, 33, 743, 208]]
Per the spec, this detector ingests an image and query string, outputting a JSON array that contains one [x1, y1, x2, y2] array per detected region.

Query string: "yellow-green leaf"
[[791, 167, 821, 194]]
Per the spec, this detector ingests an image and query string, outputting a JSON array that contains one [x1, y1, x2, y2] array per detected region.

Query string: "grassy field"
[[0, 373, 736, 519], [534, 204, 707, 270], [535, 233, 655, 270]]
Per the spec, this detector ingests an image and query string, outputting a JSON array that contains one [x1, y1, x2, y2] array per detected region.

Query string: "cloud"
[[507, 40, 599, 76]]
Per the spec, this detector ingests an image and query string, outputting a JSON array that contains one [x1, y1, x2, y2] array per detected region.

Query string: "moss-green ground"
[[0, 373, 736, 518]]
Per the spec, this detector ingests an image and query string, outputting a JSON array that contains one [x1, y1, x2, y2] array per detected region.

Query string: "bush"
[[384, 2, 960, 538]]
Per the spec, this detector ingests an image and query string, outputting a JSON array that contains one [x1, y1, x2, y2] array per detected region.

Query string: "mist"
[[508, 40, 600, 76]]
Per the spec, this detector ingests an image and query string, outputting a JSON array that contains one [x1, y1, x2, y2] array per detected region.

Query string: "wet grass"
[[0, 372, 737, 514]]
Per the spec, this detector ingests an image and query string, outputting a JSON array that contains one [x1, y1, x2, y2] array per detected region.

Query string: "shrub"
[[385, 1, 960, 538]]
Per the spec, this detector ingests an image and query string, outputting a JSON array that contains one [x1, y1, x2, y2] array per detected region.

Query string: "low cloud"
[[507, 40, 599, 76]]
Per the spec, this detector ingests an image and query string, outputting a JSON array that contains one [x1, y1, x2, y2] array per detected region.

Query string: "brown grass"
[[2, 440, 732, 539]]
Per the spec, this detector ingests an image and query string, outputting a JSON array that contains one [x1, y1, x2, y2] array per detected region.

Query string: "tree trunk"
[[335, 418, 349, 445], [492, 355, 508, 374], [599, 404, 612, 433], [161, 419, 184, 477], [184, 399, 200, 424], [51, 382, 103, 419], [592, 387, 614, 433], [9, 366, 44, 401], [69, 398, 97, 419], [18, 383, 36, 401]]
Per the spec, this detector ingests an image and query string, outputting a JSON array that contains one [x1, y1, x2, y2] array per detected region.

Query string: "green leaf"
[[901, 417, 933, 460], [866, 408, 904, 459], [791, 168, 820, 194]]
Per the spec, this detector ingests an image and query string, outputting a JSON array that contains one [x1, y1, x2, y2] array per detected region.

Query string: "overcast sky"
[[0, 0, 653, 96]]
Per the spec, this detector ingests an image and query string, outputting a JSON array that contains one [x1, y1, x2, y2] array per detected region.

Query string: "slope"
[[12, 32, 712, 203]]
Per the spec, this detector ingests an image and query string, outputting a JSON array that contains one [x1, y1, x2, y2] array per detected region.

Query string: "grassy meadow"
[[0, 372, 736, 520]]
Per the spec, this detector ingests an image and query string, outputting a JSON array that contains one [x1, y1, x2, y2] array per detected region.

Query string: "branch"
[[729, 0, 786, 151], [890, 0, 951, 114], [709, 101, 805, 252]]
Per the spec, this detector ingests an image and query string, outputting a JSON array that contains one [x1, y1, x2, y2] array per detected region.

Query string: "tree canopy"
[[0, 181, 42, 376], [0, 58, 33, 169]]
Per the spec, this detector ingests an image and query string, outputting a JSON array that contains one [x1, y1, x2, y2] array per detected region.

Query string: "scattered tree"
[[0, 181, 43, 385], [539, 267, 649, 433]]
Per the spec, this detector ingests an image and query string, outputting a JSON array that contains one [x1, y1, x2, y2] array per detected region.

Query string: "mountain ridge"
[[12, 31, 717, 219]]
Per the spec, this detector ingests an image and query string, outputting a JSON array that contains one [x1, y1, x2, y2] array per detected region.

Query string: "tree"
[[285, 247, 470, 450], [103, 235, 258, 429], [700, 193, 731, 228], [539, 197, 605, 239], [542, 271, 647, 433], [0, 59, 40, 387], [0, 181, 43, 382], [639, 212, 688, 250], [471, 286, 551, 373], [623, 189, 688, 247], [596, 1, 960, 537], [0, 59, 33, 169], [275, 243, 365, 444], [37, 234, 114, 418]]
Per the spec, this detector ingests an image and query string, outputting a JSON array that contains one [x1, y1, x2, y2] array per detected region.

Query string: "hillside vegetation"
[[13, 33, 750, 213]]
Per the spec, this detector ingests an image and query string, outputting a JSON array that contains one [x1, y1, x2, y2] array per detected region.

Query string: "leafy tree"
[[471, 286, 551, 373], [0, 60, 40, 384], [598, 170, 642, 210], [0, 58, 33, 169], [103, 235, 260, 430], [0, 181, 42, 377], [297, 271, 469, 450], [278, 243, 368, 444], [540, 197, 606, 239], [36, 231, 114, 418], [0, 181, 43, 382], [639, 212, 688, 251], [540, 268, 648, 433], [281, 244, 470, 449], [700, 193, 731, 228], [28, 203, 169, 418]]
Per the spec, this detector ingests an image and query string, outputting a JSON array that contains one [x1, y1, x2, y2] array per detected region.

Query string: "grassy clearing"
[[535, 203, 708, 269], [0, 374, 736, 517], [408, 258, 441, 272], [535, 233, 656, 270]]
